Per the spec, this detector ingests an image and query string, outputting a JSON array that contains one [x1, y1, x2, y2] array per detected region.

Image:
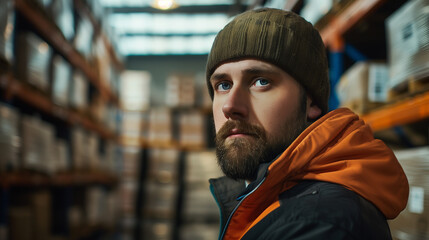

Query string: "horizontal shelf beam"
[[0, 171, 119, 188], [15, 0, 119, 105], [106, 4, 247, 14], [0, 74, 117, 140], [362, 92, 429, 132], [319, 0, 387, 47]]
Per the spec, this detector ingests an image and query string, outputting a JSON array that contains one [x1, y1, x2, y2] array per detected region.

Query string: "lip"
[[226, 128, 256, 139]]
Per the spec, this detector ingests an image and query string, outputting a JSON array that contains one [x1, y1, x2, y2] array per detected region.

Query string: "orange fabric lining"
[[239, 200, 281, 239]]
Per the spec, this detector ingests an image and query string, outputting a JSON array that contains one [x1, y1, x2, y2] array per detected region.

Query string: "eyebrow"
[[210, 66, 279, 83], [242, 67, 278, 76]]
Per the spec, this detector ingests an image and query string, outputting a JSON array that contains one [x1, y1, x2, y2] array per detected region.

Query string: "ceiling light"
[[152, 0, 179, 10]]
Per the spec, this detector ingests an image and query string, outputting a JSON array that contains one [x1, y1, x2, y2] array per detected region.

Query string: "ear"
[[306, 96, 322, 120]]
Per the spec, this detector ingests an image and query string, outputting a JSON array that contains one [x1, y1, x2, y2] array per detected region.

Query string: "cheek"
[[212, 101, 225, 133], [254, 98, 298, 137]]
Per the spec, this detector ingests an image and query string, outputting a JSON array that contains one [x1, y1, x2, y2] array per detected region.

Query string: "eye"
[[216, 82, 232, 92], [254, 78, 270, 87]]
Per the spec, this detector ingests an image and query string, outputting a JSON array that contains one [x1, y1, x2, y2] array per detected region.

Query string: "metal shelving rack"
[[286, 0, 429, 132]]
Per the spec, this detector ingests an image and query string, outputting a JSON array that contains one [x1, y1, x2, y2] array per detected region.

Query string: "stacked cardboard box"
[[51, 55, 72, 107], [48, 0, 75, 41], [15, 32, 52, 93], [389, 147, 429, 240], [166, 74, 195, 107], [143, 148, 180, 239], [21, 116, 55, 173], [0, 0, 14, 65], [386, 0, 429, 91], [178, 110, 206, 148], [122, 111, 145, 147], [180, 151, 222, 240], [70, 71, 89, 112], [337, 61, 389, 114], [74, 15, 94, 60], [148, 108, 173, 146], [0, 103, 20, 172]]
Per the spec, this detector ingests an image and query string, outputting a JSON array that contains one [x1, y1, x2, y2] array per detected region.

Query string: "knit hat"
[[206, 8, 330, 114]]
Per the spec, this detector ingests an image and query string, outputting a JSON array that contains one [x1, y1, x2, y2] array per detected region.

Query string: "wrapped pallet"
[[389, 147, 429, 240], [336, 61, 389, 114], [0, 103, 20, 172], [386, 0, 429, 91]]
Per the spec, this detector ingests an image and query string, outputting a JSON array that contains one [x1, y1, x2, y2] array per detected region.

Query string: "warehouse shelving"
[[287, 0, 428, 133], [0, 1, 123, 239], [0, 73, 117, 140], [0, 171, 118, 188], [14, 0, 119, 105]]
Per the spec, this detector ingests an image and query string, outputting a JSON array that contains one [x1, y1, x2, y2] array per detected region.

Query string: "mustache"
[[215, 120, 266, 142]]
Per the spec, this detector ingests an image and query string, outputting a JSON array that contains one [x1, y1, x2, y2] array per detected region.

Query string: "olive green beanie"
[[206, 8, 330, 114]]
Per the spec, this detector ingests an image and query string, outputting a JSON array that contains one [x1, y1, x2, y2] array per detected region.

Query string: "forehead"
[[212, 59, 281, 74]]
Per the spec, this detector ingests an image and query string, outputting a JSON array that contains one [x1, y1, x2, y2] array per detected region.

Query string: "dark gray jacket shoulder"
[[242, 181, 392, 240]]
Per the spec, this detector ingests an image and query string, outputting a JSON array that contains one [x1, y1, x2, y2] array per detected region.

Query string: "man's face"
[[210, 59, 316, 181]]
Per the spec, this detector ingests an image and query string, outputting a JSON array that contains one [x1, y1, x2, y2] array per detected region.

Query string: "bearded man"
[[206, 8, 409, 240]]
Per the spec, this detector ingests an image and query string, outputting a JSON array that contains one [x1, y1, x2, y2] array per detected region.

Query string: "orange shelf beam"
[[319, 0, 387, 47], [14, 0, 119, 105], [362, 92, 429, 132]]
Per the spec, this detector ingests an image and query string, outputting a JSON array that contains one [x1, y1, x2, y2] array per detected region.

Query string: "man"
[[206, 8, 409, 240]]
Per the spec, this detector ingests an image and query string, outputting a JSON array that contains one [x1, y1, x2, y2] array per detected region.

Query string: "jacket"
[[209, 108, 409, 239]]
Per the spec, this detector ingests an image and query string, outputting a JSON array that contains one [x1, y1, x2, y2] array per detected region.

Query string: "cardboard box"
[[166, 74, 195, 107], [15, 32, 52, 92], [21, 116, 55, 172], [0, 103, 20, 172], [337, 61, 389, 114], [74, 16, 94, 59], [184, 151, 222, 183], [386, 0, 429, 89], [0, 0, 14, 63], [180, 224, 220, 240], [51, 55, 71, 107], [70, 71, 88, 111], [71, 127, 87, 170], [142, 220, 173, 240], [144, 182, 178, 219], [148, 108, 173, 145], [48, 0, 75, 40], [178, 111, 206, 148], [389, 147, 429, 239], [148, 148, 180, 184]]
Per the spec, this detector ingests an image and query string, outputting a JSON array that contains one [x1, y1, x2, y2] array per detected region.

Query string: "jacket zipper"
[[218, 177, 267, 240]]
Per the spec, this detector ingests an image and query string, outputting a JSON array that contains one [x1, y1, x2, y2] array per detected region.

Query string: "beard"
[[215, 97, 309, 181]]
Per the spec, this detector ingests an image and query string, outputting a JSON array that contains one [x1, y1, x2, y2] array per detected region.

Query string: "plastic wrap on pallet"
[[51, 55, 72, 107], [0, 103, 20, 172], [48, 0, 75, 40], [21, 116, 55, 173], [15, 32, 52, 92], [0, 0, 15, 64], [386, 0, 429, 89], [389, 147, 429, 240], [70, 71, 88, 111], [74, 16, 94, 59]]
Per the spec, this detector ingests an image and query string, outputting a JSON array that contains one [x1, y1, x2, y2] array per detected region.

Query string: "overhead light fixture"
[[152, 0, 179, 10]]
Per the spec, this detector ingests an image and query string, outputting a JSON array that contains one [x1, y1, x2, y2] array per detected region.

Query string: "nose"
[[222, 87, 248, 120]]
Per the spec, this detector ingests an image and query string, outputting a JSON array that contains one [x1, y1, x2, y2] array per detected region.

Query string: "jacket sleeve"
[[243, 220, 355, 240]]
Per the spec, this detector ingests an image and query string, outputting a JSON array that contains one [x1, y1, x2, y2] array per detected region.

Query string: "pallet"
[[388, 75, 429, 102]]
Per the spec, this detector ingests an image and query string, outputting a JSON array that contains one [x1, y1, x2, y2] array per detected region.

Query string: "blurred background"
[[0, 0, 428, 239]]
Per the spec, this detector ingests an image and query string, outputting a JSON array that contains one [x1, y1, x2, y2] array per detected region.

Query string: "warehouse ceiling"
[[99, 0, 259, 56]]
